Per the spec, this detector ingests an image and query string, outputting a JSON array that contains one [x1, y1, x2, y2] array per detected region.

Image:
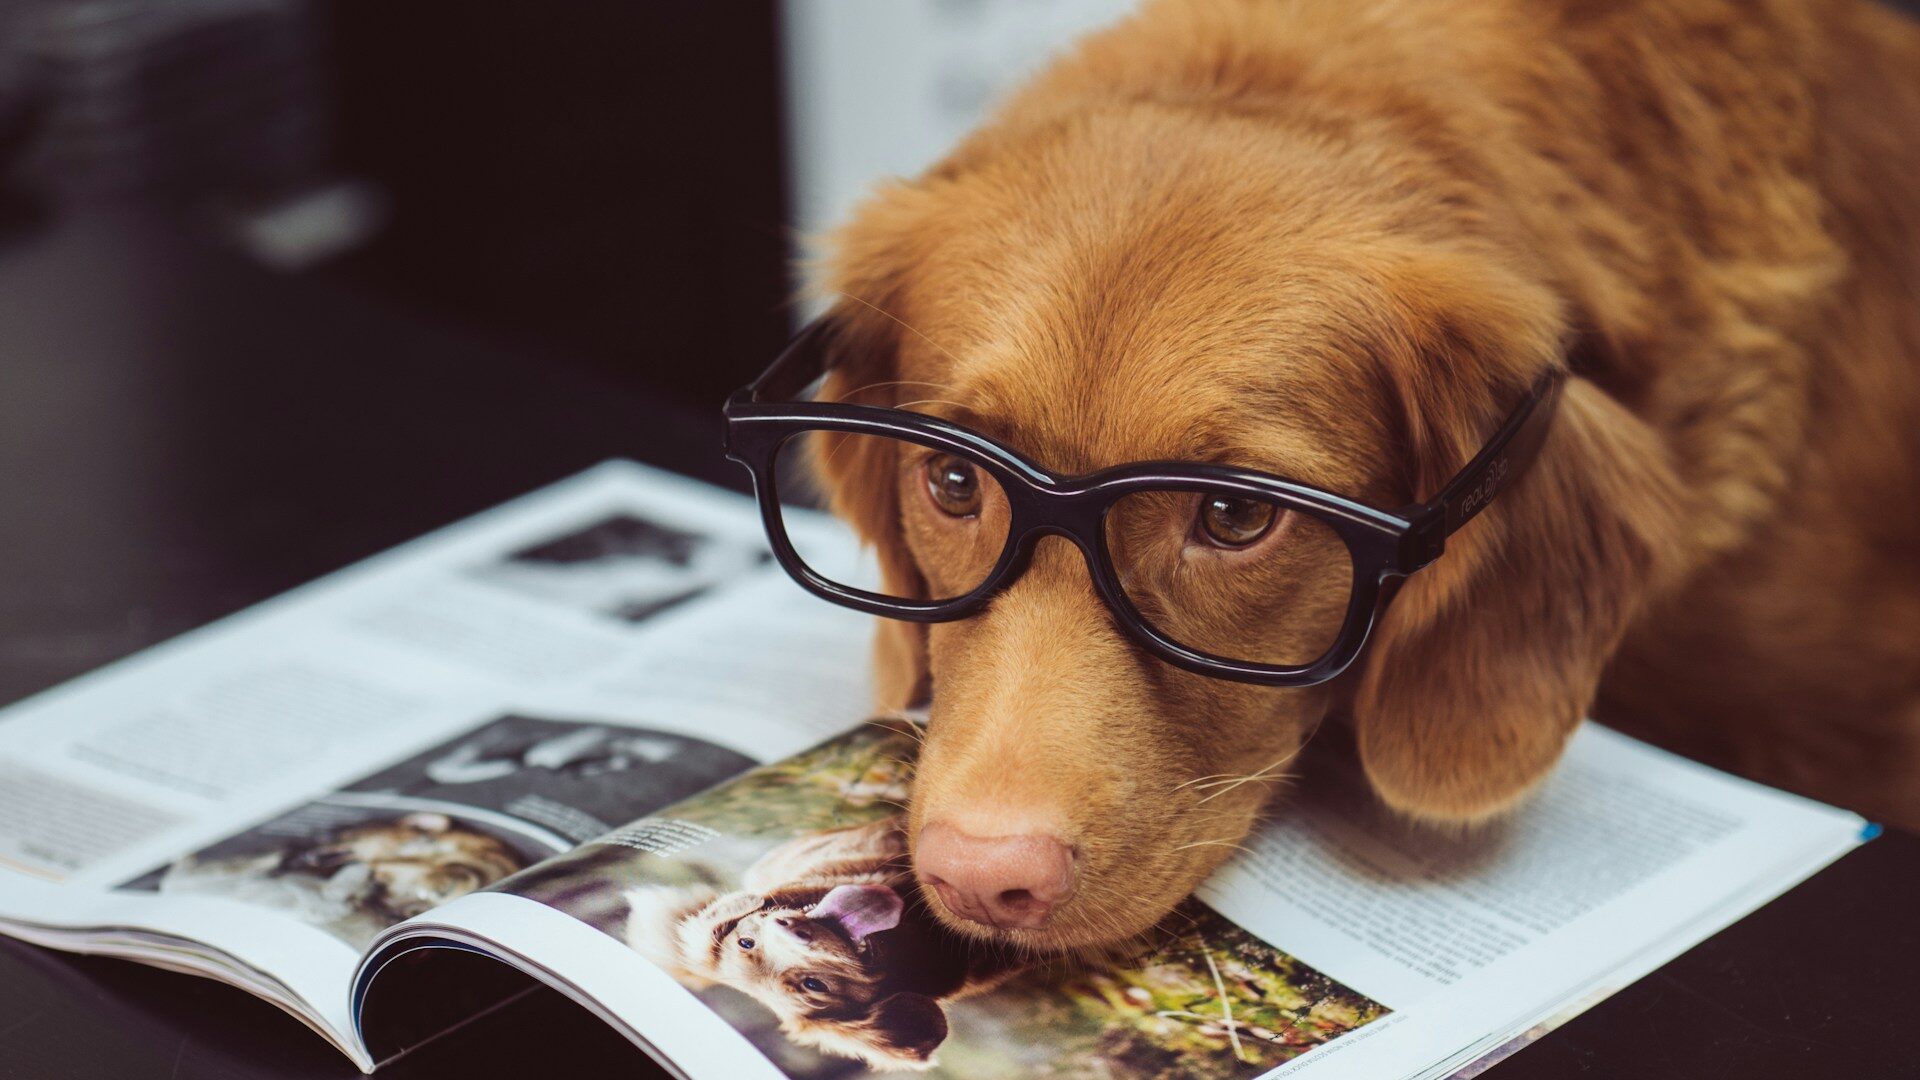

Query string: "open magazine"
[[0, 462, 1872, 1078]]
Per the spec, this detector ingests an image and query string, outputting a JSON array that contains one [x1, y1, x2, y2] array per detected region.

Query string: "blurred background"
[[3, 0, 1917, 701], [0, 0, 1137, 408], [6, 0, 1919, 411]]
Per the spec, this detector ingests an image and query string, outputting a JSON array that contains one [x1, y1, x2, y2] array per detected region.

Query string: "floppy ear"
[[806, 309, 934, 712], [801, 179, 960, 711], [622, 884, 719, 984], [788, 992, 948, 1071], [1348, 258, 1688, 822], [862, 992, 948, 1069]]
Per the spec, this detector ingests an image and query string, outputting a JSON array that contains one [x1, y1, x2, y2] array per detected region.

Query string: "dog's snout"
[[916, 822, 1075, 931]]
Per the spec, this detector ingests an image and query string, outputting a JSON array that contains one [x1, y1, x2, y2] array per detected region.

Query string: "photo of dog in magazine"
[[121, 713, 754, 950], [508, 718, 1387, 1076]]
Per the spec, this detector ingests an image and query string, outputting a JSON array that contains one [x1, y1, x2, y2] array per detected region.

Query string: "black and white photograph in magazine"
[[467, 513, 770, 624], [120, 713, 755, 949]]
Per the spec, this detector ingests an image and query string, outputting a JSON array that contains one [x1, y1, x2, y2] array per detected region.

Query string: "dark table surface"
[[0, 208, 1914, 1080]]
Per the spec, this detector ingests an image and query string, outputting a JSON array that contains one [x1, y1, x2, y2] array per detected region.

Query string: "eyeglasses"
[[723, 319, 1563, 687]]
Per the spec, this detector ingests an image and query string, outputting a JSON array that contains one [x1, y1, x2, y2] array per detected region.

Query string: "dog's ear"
[[1348, 255, 1687, 822], [622, 884, 719, 983], [787, 992, 948, 1071], [802, 181, 957, 711], [862, 992, 948, 1069], [806, 308, 934, 712]]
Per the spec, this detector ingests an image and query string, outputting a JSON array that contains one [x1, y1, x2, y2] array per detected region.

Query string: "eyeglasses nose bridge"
[[1002, 516, 1111, 591]]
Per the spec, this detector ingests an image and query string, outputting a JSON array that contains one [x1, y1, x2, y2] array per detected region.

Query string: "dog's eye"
[[1196, 494, 1277, 548], [923, 455, 983, 518], [736, 936, 756, 950], [801, 976, 828, 993]]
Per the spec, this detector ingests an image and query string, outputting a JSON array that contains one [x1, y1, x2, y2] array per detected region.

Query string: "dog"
[[159, 812, 526, 948], [624, 816, 1021, 1071], [801, 0, 1920, 954]]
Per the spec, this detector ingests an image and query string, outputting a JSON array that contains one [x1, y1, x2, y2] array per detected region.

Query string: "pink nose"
[[915, 822, 1075, 930]]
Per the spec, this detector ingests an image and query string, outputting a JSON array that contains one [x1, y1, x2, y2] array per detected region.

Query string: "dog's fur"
[[158, 813, 525, 948], [624, 817, 1022, 1070], [804, 0, 1920, 952]]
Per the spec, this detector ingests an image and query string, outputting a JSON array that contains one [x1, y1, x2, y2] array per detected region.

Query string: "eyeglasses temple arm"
[[739, 318, 835, 405], [1403, 369, 1567, 567]]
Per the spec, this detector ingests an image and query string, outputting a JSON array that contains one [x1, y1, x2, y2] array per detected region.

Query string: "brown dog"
[[802, 0, 1920, 953], [624, 817, 1021, 1070]]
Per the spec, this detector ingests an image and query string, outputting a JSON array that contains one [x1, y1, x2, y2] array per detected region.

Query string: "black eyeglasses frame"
[[723, 319, 1563, 687]]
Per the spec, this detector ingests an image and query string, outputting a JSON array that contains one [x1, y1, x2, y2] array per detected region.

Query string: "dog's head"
[[802, 14, 1686, 953], [289, 813, 524, 921], [626, 882, 947, 1070]]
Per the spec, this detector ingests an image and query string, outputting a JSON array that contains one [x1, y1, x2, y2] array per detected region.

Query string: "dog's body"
[[809, 0, 1920, 952], [1579, 0, 1920, 821], [624, 817, 1022, 1070]]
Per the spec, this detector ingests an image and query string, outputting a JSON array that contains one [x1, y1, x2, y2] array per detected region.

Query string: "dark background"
[[321, 2, 793, 404], [1, 3, 1918, 1080], [6, 0, 1918, 406], [0, 0, 795, 409]]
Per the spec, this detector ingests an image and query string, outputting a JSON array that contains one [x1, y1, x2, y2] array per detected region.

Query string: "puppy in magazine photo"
[[154, 812, 527, 950], [625, 816, 1022, 1071]]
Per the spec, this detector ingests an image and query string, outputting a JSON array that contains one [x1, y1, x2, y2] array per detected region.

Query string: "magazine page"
[[0, 461, 874, 1067], [1192, 724, 1869, 1079], [365, 714, 1866, 1080]]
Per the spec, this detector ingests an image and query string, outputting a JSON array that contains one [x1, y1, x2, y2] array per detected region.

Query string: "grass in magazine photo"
[[120, 714, 753, 949], [504, 720, 1387, 1078]]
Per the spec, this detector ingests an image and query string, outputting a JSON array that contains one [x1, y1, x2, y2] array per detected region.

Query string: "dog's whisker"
[[862, 717, 927, 749], [1187, 774, 1287, 791], [838, 377, 960, 405], [1171, 772, 1244, 792], [1194, 745, 1308, 805], [1173, 837, 1254, 855], [892, 397, 972, 415], [813, 430, 875, 477], [837, 292, 968, 369]]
